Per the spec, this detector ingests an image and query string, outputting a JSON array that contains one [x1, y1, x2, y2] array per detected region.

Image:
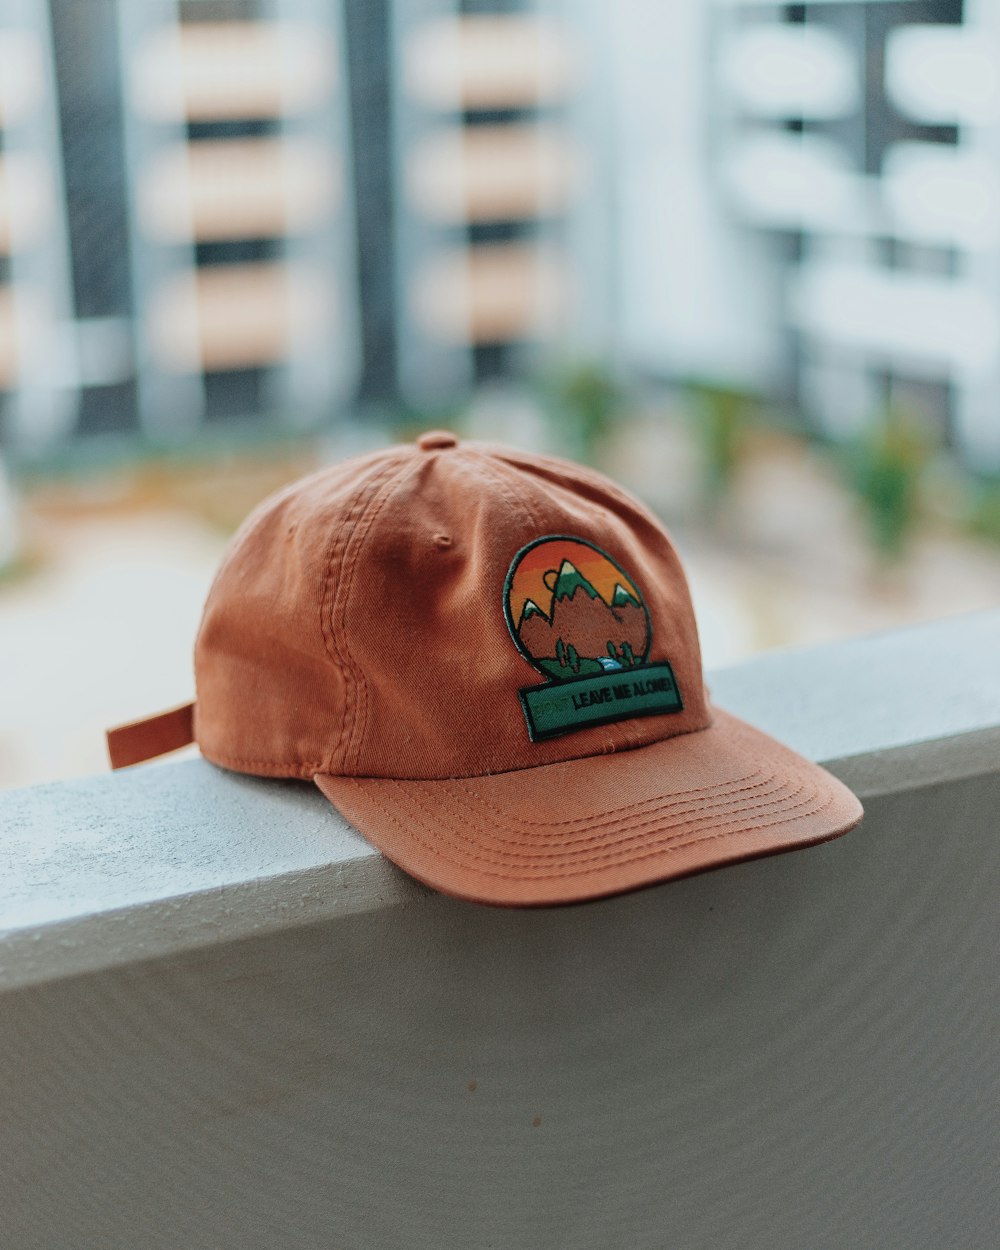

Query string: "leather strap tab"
[[107, 702, 195, 770]]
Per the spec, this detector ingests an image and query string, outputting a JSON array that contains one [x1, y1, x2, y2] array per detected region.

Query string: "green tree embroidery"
[[607, 641, 618, 661], [556, 638, 567, 668], [566, 643, 580, 674], [621, 641, 635, 667]]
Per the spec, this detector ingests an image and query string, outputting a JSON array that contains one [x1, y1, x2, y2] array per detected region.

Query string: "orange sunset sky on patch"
[[508, 539, 642, 626]]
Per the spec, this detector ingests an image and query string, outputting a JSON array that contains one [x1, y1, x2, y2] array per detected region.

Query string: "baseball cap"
[[107, 431, 863, 906]]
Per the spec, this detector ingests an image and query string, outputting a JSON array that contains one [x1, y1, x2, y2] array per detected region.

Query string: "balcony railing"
[[2, 609, 998, 1248]]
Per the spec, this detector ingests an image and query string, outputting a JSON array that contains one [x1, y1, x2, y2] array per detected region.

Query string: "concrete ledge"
[[1, 610, 998, 992], [3, 612, 999, 1249]]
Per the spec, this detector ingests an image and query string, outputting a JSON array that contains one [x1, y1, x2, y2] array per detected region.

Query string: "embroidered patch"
[[503, 535, 683, 742]]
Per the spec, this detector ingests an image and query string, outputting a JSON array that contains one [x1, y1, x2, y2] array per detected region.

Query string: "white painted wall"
[[601, 0, 781, 386]]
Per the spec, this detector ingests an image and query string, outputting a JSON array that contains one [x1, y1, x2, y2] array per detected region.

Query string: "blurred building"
[[390, 0, 611, 404], [1, 0, 999, 472], [1, 0, 359, 448], [0, 0, 609, 451], [0, 0, 74, 451], [710, 0, 1000, 469]]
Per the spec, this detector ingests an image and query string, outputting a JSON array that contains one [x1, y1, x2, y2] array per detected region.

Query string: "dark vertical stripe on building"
[[344, 0, 396, 402]]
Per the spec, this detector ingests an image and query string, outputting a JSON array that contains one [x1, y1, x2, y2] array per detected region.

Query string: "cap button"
[[417, 430, 458, 451]]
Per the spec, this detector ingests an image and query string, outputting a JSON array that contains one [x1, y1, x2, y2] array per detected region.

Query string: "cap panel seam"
[[203, 750, 322, 776], [342, 458, 421, 774], [320, 456, 412, 774], [193, 476, 312, 699], [488, 446, 665, 533], [467, 446, 544, 533], [319, 482, 374, 770]]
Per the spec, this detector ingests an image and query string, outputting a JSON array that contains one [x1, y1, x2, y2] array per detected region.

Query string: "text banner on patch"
[[519, 662, 683, 742]]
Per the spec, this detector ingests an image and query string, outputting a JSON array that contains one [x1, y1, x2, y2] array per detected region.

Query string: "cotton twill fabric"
[[315, 709, 863, 907], [193, 443, 713, 781], [147, 432, 866, 906]]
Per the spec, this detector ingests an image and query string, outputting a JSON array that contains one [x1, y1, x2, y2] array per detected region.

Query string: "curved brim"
[[315, 709, 863, 907]]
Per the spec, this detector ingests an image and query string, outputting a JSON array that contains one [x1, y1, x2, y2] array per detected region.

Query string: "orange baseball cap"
[[107, 431, 863, 906]]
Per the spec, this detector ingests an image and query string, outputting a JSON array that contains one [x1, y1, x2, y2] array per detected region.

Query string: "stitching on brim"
[[432, 764, 765, 829], [373, 771, 802, 861], [404, 772, 782, 845], [355, 773, 834, 881], [403, 714, 802, 835]]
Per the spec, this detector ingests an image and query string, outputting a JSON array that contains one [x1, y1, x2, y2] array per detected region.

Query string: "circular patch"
[[504, 536, 651, 682]]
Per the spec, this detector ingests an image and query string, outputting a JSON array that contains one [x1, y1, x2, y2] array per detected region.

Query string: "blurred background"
[[2, 0, 1000, 788]]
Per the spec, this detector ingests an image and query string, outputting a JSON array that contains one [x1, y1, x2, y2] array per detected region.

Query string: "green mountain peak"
[[519, 598, 548, 627], [611, 582, 641, 608], [553, 560, 600, 602]]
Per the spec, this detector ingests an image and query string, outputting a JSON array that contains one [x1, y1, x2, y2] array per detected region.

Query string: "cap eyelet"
[[417, 430, 458, 451]]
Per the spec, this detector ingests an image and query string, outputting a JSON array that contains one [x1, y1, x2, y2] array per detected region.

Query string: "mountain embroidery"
[[503, 536, 683, 741], [516, 557, 647, 679]]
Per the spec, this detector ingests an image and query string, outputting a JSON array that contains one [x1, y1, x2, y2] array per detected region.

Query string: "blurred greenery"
[[844, 406, 932, 561], [966, 479, 1000, 545], [539, 362, 622, 463], [6, 370, 1000, 579], [683, 379, 757, 505], [0, 554, 38, 585]]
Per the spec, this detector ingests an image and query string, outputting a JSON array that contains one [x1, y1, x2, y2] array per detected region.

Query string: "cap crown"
[[194, 439, 710, 780]]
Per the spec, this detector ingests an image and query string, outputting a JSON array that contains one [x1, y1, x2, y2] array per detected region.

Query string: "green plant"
[[965, 477, 1000, 545], [685, 379, 756, 504], [542, 362, 621, 463], [848, 406, 931, 561], [556, 637, 567, 668], [566, 642, 580, 674], [621, 641, 634, 667]]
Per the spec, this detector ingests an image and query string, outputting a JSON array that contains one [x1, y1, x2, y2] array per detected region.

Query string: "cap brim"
[[314, 708, 863, 907]]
